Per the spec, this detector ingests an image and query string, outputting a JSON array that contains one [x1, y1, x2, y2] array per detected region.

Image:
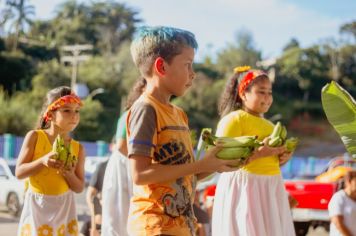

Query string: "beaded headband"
[[43, 94, 82, 122]]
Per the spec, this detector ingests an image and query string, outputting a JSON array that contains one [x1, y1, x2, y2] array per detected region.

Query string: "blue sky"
[[9, 0, 356, 60]]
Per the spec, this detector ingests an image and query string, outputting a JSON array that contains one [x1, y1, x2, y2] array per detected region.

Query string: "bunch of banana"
[[268, 121, 299, 152], [52, 135, 77, 169], [202, 130, 260, 161]]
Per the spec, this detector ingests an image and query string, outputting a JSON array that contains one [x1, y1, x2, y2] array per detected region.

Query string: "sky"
[[10, 0, 356, 61]]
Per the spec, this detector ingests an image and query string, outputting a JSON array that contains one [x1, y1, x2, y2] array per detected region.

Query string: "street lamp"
[[87, 88, 105, 99]]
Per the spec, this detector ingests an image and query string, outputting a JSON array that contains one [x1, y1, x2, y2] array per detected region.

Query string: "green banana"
[[215, 135, 258, 148], [280, 125, 287, 140], [52, 135, 77, 168], [268, 136, 283, 147], [270, 121, 282, 139], [216, 146, 252, 160], [285, 137, 299, 152], [202, 130, 215, 146]]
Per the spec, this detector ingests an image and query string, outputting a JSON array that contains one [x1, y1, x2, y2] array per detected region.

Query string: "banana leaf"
[[321, 81, 356, 159]]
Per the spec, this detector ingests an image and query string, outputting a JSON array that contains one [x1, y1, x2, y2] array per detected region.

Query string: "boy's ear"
[[154, 57, 165, 76]]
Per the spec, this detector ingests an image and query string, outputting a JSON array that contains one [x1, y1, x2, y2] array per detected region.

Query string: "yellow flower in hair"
[[20, 224, 32, 236], [67, 219, 78, 235], [57, 224, 65, 236], [37, 224, 53, 236], [233, 65, 251, 73]]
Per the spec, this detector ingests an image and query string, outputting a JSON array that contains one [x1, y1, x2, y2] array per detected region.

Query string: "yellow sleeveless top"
[[216, 110, 280, 175], [29, 130, 80, 195]]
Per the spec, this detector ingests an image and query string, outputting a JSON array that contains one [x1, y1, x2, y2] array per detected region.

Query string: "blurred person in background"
[[101, 78, 146, 236], [80, 159, 108, 236], [328, 170, 356, 236]]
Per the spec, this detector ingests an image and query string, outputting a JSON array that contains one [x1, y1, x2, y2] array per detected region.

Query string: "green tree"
[[215, 30, 261, 76], [5, 0, 35, 51], [340, 21, 356, 39], [35, 0, 140, 54]]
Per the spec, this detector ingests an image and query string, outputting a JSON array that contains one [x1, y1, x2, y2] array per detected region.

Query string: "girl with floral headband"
[[16, 86, 85, 236], [211, 66, 295, 236]]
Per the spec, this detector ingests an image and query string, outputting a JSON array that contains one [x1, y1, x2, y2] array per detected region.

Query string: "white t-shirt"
[[328, 190, 356, 236]]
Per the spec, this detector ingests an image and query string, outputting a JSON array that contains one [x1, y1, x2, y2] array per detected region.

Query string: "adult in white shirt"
[[328, 170, 356, 236]]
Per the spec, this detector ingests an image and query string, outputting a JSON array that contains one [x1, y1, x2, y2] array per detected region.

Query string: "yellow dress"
[[216, 109, 280, 175], [18, 130, 80, 236], [212, 110, 295, 236]]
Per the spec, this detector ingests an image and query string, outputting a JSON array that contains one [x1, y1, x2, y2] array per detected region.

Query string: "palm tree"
[[6, 0, 35, 51]]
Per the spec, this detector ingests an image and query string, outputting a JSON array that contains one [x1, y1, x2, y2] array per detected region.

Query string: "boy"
[[127, 26, 240, 236], [328, 170, 356, 236]]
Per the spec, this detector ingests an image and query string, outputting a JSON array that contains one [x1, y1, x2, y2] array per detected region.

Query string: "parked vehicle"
[[285, 155, 356, 236], [0, 158, 25, 216]]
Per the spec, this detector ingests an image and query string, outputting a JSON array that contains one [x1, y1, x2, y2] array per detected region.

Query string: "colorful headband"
[[43, 94, 83, 122], [238, 69, 267, 95]]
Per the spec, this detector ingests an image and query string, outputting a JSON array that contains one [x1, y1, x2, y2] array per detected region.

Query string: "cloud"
[[130, 0, 349, 60]]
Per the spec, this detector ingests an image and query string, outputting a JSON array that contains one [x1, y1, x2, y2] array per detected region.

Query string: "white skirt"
[[212, 170, 295, 236], [17, 189, 78, 236], [101, 151, 133, 236]]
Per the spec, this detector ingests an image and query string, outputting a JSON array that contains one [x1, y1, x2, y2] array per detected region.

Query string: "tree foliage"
[[0, 2, 356, 143]]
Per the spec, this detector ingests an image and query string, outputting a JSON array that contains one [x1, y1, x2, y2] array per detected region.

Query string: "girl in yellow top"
[[16, 86, 85, 236], [212, 67, 296, 236]]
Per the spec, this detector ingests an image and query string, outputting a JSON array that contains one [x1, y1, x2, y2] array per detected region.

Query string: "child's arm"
[[16, 131, 62, 179], [130, 145, 239, 185], [61, 144, 86, 193], [279, 152, 293, 166], [330, 215, 353, 236]]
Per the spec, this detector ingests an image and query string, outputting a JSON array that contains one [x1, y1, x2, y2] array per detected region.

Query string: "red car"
[[285, 156, 356, 236]]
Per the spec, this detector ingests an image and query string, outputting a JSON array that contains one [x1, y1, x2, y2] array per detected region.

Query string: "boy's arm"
[[330, 215, 353, 236], [196, 172, 214, 180], [130, 146, 240, 185]]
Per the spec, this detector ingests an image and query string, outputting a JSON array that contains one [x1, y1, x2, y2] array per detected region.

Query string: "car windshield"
[[9, 165, 16, 176]]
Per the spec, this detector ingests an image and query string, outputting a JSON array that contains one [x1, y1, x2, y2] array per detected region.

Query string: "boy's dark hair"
[[345, 170, 356, 182], [130, 26, 198, 77], [218, 69, 269, 117], [37, 86, 73, 129]]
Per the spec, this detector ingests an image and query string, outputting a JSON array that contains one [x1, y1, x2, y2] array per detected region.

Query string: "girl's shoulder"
[[221, 110, 246, 122], [24, 130, 39, 141], [20, 130, 40, 149]]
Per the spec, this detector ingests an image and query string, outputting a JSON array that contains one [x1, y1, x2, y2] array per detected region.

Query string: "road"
[[0, 188, 328, 236]]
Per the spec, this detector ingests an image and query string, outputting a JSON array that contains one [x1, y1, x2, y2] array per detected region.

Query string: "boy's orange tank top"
[[29, 130, 80, 195]]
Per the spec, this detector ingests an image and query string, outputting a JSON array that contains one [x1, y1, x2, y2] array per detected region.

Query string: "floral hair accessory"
[[238, 70, 267, 95], [43, 94, 83, 123], [233, 65, 251, 74]]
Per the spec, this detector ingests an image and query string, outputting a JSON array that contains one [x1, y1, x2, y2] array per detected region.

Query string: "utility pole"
[[60, 44, 93, 89]]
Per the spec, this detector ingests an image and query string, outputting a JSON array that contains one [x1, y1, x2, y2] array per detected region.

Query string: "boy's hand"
[[199, 145, 245, 173], [41, 151, 63, 169]]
